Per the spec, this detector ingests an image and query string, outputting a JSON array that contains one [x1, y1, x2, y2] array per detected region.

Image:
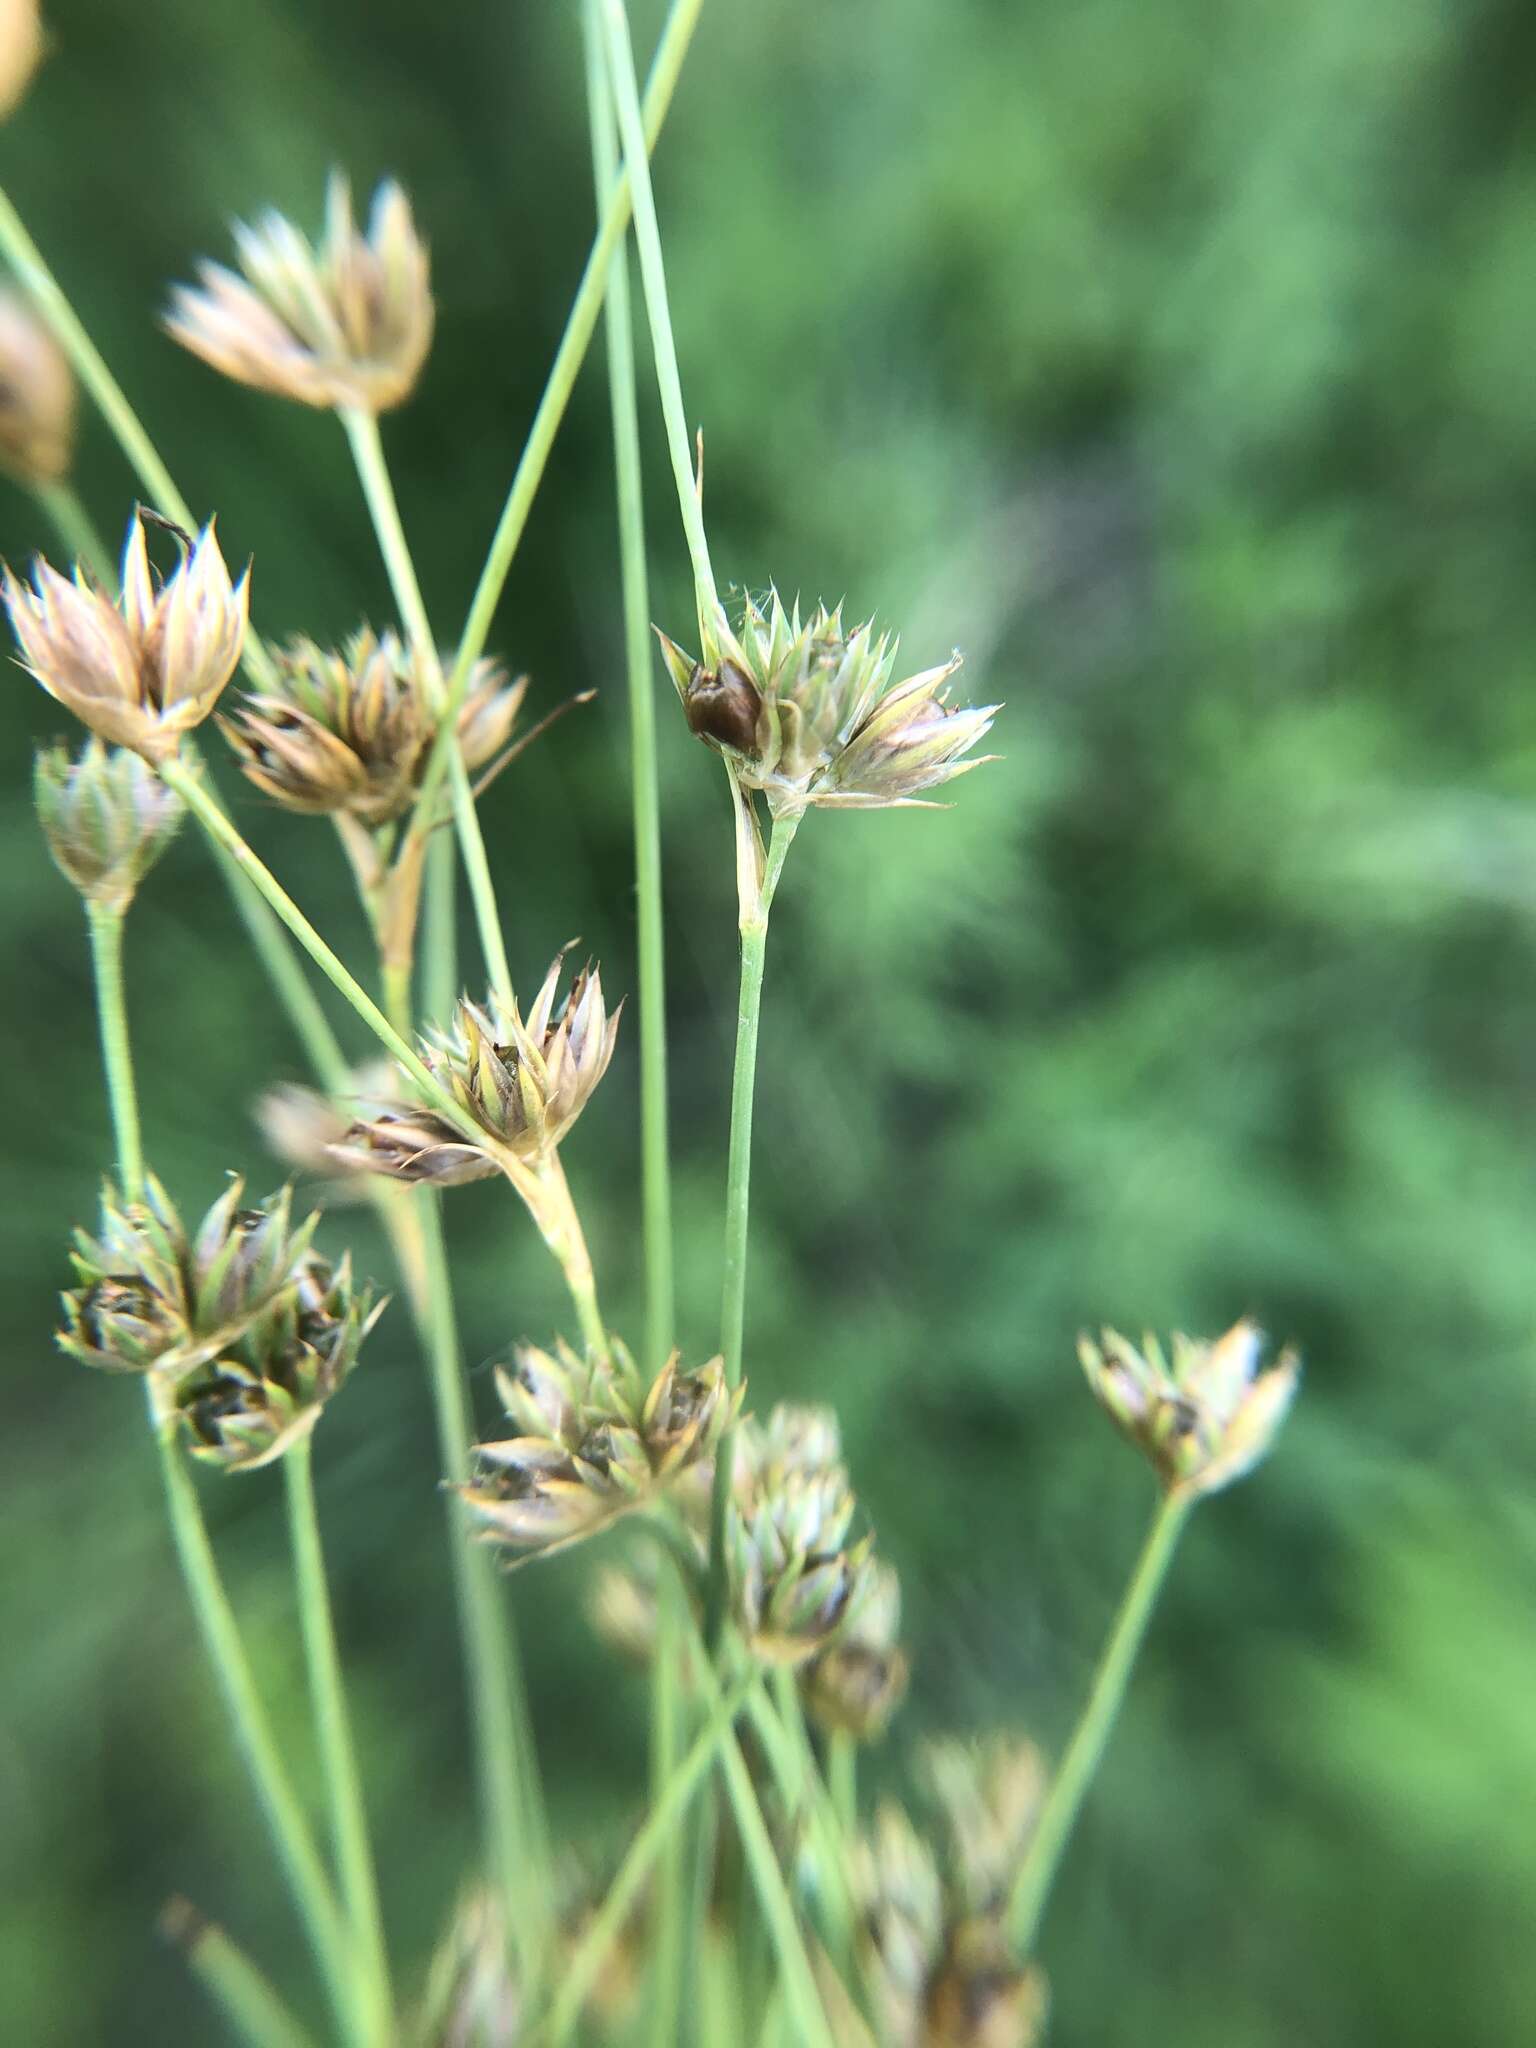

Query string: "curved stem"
[[153, 1420, 361, 2041], [85, 904, 143, 1199], [408, 0, 706, 844], [283, 1436, 392, 2040], [704, 810, 799, 1644], [416, 1192, 551, 1976], [1007, 1488, 1193, 1955], [584, 0, 674, 1379], [156, 756, 474, 1136], [163, 1900, 321, 2048], [597, 0, 720, 650]]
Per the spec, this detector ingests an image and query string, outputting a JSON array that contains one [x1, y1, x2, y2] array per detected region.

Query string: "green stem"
[[540, 1672, 755, 2046], [1007, 1488, 1193, 1954], [85, 903, 143, 1199], [339, 407, 514, 1012], [705, 811, 800, 1643], [583, 0, 674, 1380], [597, 0, 720, 649], [416, 1192, 551, 1975], [283, 1437, 392, 2041], [828, 1730, 856, 1840], [156, 756, 474, 1136], [0, 183, 193, 531], [164, 1900, 321, 2048], [407, 0, 706, 845], [32, 477, 113, 582], [152, 1421, 361, 2042]]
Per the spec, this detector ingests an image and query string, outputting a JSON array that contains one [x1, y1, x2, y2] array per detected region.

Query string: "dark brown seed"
[[683, 659, 762, 754]]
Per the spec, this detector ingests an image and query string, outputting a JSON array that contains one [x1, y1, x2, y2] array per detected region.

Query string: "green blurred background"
[[4, 0, 1535, 2040]]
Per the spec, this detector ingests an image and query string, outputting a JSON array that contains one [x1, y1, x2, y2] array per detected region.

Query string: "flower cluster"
[[34, 738, 184, 912], [1079, 1317, 1299, 1498], [220, 627, 526, 827], [727, 1403, 876, 1666], [4, 513, 249, 761], [0, 287, 75, 485], [334, 956, 620, 1185], [658, 590, 997, 817], [802, 1557, 908, 1743], [166, 174, 434, 414], [58, 1174, 377, 1465], [852, 1739, 1050, 2048], [462, 1335, 738, 1561]]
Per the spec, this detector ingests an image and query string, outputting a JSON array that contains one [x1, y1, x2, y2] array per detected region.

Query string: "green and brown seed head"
[[728, 1402, 876, 1665], [34, 737, 184, 912], [219, 626, 526, 826], [171, 1249, 380, 1472], [802, 1557, 909, 1743], [165, 173, 434, 413], [58, 1173, 322, 1383], [4, 512, 249, 760], [658, 589, 998, 817], [333, 954, 620, 1184], [1078, 1316, 1300, 1498], [0, 286, 75, 485], [462, 1335, 737, 1561]]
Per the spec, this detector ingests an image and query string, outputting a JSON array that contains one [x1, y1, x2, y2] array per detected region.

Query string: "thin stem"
[[340, 406, 515, 1011], [85, 904, 143, 1199], [0, 183, 194, 531], [283, 1436, 392, 2041], [156, 756, 474, 1135], [152, 1420, 361, 2041], [540, 1672, 755, 2046], [584, 0, 674, 1379], [705, 810, 800, 1643], [416, 1192, 551, 1975], [163, 1900, 321, 2048], [1007, 1488, 1193, 1955], [828, 1730, 856, 1840], [597, 0, 720, 648], [520, 1152, 610, 1363], [408, 0, 706, 846], [32, 477, 113, 582]]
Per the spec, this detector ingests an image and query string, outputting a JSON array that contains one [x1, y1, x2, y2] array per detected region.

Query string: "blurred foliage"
[[2, 0, 1534, 2041]]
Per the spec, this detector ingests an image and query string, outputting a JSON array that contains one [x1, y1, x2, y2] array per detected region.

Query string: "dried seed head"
[[852, 1744, 1050, 2048], [658, 589, 998, 817], [220, 627, 526, 826], [4, 511, 249, 760], [165, 173, 434, 413], [802, 1558, 909, 1743], [463, 1336, 739, 1562], [728, 1402, 876, 1666], [1079, 1317, 1300, 1498], [0, 0, 42, 121], [336, 957, 621, 1184], [172, 1250, 380, 1472], [0, 288, 75, 483], [58, 1173, 323, 1384], [33, 737, 183, 911]]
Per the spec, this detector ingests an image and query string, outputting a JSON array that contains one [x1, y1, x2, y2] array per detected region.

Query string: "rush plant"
[[3, 3, 1299, 2043]]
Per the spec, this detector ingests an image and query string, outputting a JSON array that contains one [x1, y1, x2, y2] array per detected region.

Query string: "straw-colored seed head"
[[802, 1558, 909, 1743], [165, 173, 434, 413], [0, 0, 42, 121], [4, 512, 248, 760], [33, 737, 183, 912], [0, 287, 75, 483], [657, 589, 998, 817], [462, 1336, 739, 1562], [58, 1173, 323, 1385], [220, 627, 526, 825], [1078, 1316, 1300, 1498]]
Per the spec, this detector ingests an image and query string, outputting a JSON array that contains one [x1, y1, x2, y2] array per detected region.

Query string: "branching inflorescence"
[[1, 4, 1301, 2044]]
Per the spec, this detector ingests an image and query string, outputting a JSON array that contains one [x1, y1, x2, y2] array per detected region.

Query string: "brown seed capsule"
[[682, 659, 762, 754]]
